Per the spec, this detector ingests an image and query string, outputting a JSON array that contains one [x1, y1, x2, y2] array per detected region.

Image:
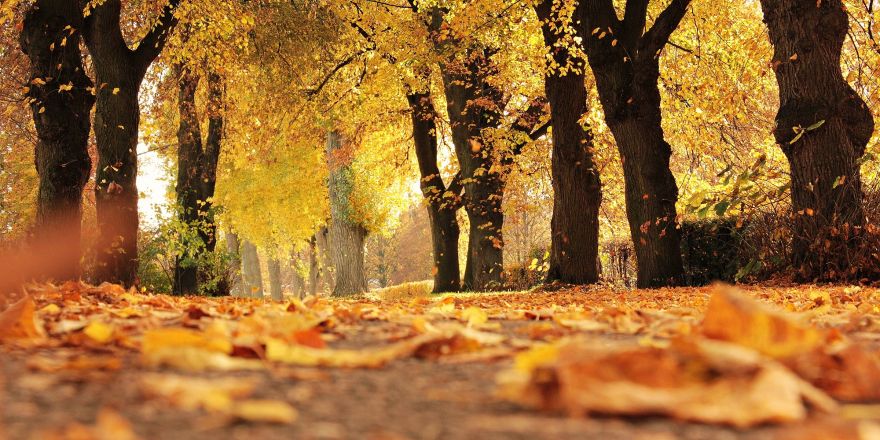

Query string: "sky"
[[137, 142, 170, 227]]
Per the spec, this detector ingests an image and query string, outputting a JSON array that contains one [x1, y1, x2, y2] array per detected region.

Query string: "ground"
[[1, 284, 879, 439]]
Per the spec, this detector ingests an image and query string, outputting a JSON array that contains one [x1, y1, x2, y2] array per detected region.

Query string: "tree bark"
[[406, 91, 461, 292], [578, 0, 689, 288], [535, 0, 602, 285], [268, 257, 283, 301], [83, 0, 180, 286], [438, 50, 506, 291], [172, 65, 224, 295], [308, 234, 320, 296], [759, 0, 875, 280], [326, 131, 368, 296], [224, 231, 244, 297], [19, 0, 95, 280], [240, 239, 263, 298]]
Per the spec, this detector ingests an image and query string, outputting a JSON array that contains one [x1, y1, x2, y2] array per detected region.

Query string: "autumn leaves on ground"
[[0, 282, 879, 439]]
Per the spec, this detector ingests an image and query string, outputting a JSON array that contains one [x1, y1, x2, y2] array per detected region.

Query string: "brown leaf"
[[701, 287, 823, 358], [0, 296, 43, 341], [498, 337, 836, 428]]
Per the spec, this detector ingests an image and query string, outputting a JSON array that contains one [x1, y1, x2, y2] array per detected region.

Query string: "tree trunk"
[[83, 0, 179, 287], [578, 0, 689, 288], [224, 231, 244, 297], [438, 51, 506, 291], [240, 240, 263, 298], [759, 0, 875, 281], [268, 257, 283, 301], [535, 0, 602, 285], [308, 235, 320, 296], [326, 131, 368, 296], [172, 65, 224, 295], [19, 0, 94, 280], [406, 91, 461, 293]]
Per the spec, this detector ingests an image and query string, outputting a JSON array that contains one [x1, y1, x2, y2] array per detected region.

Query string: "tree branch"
[[621, 0, 648, 49], [134, 0, 182, 70], [641, 0, 692, 58]]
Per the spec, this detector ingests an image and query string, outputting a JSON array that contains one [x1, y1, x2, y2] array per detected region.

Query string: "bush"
[[137, 205, 235, 296], [679, 219, 747, 285]]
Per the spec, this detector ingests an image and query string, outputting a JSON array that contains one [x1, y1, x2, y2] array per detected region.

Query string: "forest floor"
[[2, 283, 880, 439]]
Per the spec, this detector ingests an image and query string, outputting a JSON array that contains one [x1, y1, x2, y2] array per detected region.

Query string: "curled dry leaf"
[[497, 337, 836, 428], [702, 287, 880, 401], [0, 296, 44, 341], [701, 287, 824, 358]]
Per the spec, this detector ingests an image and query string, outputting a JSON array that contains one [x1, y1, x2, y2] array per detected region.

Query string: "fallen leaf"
[[230, 399, 298, 424], [701, 287, 823, 358], [498, 337, 836, 428], [0, 296, 44, 341]]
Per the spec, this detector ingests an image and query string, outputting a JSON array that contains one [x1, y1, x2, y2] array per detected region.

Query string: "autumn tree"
[[172, 66, 224, 294], [83, 0, 181, 286], [407, 89, 462, 292], [759, 0, 875, 280], [534, 0, 601, 284], [577, 0, 690, 287], [326, 131, 368, 297], [19, 0, 94, 277]]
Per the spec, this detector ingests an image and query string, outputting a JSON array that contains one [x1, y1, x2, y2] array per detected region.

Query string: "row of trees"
[[4, 0, 879, 296]]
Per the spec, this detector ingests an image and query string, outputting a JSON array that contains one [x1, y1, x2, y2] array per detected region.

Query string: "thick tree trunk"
[[172, 66, 224, 295], [536, 0, 602, 285], [439, 51, 507, 291], [759, 0, 874, 281], [406, 91, 461, 292], [224, 231, 244, 297], [578, 0, 689, 288], [326, 132, 368, 296], [240, 239, 263, 298], [19, 0, 94, 280], [83, 0, 179, 287], [268, 257, 283, 301]]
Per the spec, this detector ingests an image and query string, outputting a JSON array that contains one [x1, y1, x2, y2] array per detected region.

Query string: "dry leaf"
[[498, 337, 836, 428], [701, 287, 823, 358], [0, 296, 44, 341], [230, 399, 298, 424]]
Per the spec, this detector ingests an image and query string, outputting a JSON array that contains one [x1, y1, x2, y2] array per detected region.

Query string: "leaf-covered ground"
[[2, 283, 880, 439]]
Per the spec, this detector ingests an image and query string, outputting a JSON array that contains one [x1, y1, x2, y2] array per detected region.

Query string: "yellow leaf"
[[39, 303, 61, 314], [84, 321, 115, 344], [230, 400, 298, 424]]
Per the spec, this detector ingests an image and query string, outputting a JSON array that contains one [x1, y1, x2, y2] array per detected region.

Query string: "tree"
[[759, 0, 875, 280], [240, 238, 263, 298], [172, 65, 224, 295], [407, 90, 462, 292], [19, 0, 94, 278], [267, 256, 283, 301], [224, 230, 243, 296], [534, 0, 601, 284], [577, 0, 691, 287], [326, 131, 368, 296], [83, 0, 181, 286]]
